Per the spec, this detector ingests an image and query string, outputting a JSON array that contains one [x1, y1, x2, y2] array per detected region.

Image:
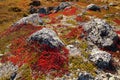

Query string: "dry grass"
[[0, 0, 30, 32]]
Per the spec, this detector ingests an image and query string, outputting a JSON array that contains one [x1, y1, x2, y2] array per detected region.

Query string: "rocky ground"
[[0, 0, 120, 80]]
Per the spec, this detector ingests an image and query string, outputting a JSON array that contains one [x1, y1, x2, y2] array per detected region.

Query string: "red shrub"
[[35, 50, 68, 73], [0, 24, 42, 38], [113, 19, 120, 25], [115, 30, 120, 34], [65, 26, 84, 39], [76, 16, 90, 22], [76, 16, 84, 22], [1, 32, 69, 78], [48, 18, 58, 24], [63, 7, 77, 16]]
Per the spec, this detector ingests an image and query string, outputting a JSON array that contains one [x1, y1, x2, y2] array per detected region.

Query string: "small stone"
[[66, 45, 81, 56], [78, 72, 94, 80], [109, 77, 115, 80], [0, 54, 4, 57], [86, 4, 101, 12]]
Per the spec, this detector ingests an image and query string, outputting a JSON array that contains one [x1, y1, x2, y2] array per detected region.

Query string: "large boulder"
[[28, 28, 64, 49], [78, 72, 94, 80], [86, 4, 101, 12], [13, 13, 43, 26], [83, 18, 118, 51], [89, 48, 112, 69]]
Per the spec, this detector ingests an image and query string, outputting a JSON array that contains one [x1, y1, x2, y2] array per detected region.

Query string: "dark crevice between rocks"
[[100, 36, 120, 52], [96, 59, 117, 74]]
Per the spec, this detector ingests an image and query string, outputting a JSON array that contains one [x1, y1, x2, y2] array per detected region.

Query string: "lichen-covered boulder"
[[89, 48, 112, 69], [83, 18, 118, 51], [28, 28, 64, 49]]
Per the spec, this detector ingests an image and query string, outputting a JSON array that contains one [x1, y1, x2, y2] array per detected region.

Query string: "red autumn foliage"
[[1, 24, 69, 78], [115, 30, 120, 35], [48, 18, 58, 24], [0, 24, 42, 38], [76, 16, 84, 22], [65, 26, 84, 39], [113, 19, 120, 25], [63, 7, 77, 16], [35, 50, 68, 73]]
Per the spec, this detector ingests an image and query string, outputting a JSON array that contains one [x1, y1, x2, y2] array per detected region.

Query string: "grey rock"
[[101, 5, 109, 10], [59, 2, 71, 10], [13, 13, 43, 26], [109, 2, 118, 6], [54, 2, 71, 13], [89, 48, 112, 69], [10, 72, 17, 80], [66, 45, 81, 56], [28, 28, 64, 49], [78, 72, 94, 80], [83, 18, 118, 50], [86, 4, 101, 12], [0, 62, 18, 79]]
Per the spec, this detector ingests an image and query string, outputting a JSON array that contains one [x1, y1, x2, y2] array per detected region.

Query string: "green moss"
[[69, 56, 97, 77], [66, 19, 77, 25], [17, 64, 33, 80], [0, 26, 33, 54]]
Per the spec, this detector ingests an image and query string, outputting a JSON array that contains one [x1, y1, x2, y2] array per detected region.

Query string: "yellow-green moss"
[[69, 56, 97, 76]]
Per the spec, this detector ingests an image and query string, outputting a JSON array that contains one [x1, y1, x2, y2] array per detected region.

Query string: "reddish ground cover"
[[63, 7, 77, 16], [0, 24, 69, 78], [113, 19, 120, 25], [65, 26, 84, 39]]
